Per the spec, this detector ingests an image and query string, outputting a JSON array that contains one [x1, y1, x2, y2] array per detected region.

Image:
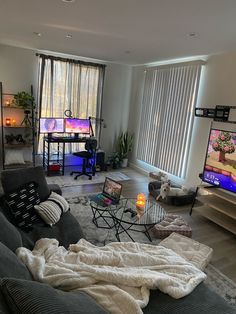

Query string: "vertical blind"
[[37, 54, 105, 153], [137, 62, 203, 178]]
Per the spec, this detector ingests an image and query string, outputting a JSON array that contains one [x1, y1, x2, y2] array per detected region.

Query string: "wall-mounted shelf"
[[195, 105, 236, 123]]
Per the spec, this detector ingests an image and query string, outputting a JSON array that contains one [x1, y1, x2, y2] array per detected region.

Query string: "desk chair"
[[70, 138, 97, 180]]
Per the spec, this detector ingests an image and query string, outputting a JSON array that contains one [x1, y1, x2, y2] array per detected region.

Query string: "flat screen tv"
[[65, 118, 90, 134], [40, 118, 64, 133], [202, 128, 236, 193]]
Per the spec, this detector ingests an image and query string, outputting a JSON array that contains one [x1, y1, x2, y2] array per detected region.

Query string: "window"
[[37, 54, 105, 153], [137, 61, 203, 178]]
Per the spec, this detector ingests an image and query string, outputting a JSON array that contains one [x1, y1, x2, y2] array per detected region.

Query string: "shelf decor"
[[5, 118, 11, 126], [13, 91, 35, 109], [0, 82, 36, 169]]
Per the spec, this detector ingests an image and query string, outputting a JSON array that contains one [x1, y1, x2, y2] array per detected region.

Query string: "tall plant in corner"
[[117, 131, 134, 167]]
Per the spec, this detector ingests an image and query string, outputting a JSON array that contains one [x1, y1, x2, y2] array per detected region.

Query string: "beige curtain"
[[37, 54, 105, 153]]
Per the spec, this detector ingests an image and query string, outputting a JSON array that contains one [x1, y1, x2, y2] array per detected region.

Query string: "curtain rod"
[[36, 53, 106, 68]]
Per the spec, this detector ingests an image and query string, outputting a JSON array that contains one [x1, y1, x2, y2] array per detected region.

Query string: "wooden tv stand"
[[190, 185, 236, 235]]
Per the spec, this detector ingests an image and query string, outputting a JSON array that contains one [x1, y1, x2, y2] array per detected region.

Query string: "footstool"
[[152, 214, 192, 239]]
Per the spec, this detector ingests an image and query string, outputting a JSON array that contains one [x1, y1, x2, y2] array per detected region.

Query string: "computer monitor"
[[65, 118, 90, 134], [40, 118, 64, 133]]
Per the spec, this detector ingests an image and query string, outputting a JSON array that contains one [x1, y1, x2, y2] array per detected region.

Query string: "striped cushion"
[[49, 192, 69, 213], [34, 201, 61, 226], [0, 278, 107, 314], [34, 192, 69, 226]]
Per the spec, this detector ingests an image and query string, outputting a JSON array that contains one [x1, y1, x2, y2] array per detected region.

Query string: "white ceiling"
[[0, 0, 236, 65]]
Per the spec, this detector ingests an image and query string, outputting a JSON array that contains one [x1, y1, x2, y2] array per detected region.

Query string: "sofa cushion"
[[144, 283, 236, 314], [0, 242, 32, 280], [1, 166, 51, 201], [0, 278, 107, 314], [19, 211, 85, 250], [4, 182, 40, 231], [0, 211, 22, 251]]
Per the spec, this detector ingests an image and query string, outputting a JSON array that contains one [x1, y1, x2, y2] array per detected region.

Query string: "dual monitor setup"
[[40, 118, 92, 136]]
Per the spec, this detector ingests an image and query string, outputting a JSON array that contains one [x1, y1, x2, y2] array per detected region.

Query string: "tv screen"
[[65, 118, 90, 134], [202, 128, 236, 193], [40, 118, 64, 133]]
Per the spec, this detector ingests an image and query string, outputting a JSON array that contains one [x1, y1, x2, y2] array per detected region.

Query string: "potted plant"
[[107, 152, 123, 169], [13, 91, 35, 126], [13, 91, 35, 109], [117, 131, 134, 168]]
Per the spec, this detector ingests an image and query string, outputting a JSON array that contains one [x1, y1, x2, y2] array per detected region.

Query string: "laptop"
[[91, 177, 122, 207]]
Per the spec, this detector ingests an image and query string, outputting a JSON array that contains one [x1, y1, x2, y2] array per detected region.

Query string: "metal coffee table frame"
[[90, 201, 118, 229], [109, 198, 166, 242]]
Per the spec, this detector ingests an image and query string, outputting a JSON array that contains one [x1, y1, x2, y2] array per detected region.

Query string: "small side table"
[[90, 201, 118, 229]]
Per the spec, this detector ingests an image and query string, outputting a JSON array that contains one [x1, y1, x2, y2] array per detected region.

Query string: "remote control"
[[124, 208, 137, 217]]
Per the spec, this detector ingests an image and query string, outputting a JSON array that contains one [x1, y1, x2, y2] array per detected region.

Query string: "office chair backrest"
[[85, 138, 97, 153]]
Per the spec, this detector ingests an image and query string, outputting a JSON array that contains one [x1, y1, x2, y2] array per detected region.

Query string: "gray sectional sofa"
[[0, 166, 235, 314]]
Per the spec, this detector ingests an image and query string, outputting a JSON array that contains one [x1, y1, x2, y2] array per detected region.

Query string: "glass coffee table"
[[109, 198, 166, 242]]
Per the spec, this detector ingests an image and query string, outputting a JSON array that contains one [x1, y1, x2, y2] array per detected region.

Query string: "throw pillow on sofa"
[[49, 191, 69, 212], [0, 278, 107, 314], [4, 182, 40, 231], [34, 192, 69, 226]]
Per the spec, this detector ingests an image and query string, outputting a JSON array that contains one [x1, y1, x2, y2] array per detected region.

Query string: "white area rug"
[[65, 193, 236, 307], [46, 171, 130, 187]]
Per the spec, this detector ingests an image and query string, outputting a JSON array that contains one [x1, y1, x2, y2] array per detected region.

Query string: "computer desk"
[[43, 135, 92, 176]]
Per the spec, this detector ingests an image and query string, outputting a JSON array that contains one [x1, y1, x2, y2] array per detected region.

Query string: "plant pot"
[[121, 158, 128, 168]]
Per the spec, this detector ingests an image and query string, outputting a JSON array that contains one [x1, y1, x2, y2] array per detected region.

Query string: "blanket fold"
[[16, 238, 206, 314]]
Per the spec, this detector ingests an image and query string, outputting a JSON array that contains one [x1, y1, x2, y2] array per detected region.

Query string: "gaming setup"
[[40, 117, 92, 138], [202, 128, 236, 194]]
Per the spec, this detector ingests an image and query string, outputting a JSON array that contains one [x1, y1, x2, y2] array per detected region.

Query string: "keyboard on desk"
[[50, 136, 88, 142]]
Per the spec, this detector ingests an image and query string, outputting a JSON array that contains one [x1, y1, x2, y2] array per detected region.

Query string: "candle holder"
[[136, 193, 146, 217], [5, 100, 11, 107], [5, 118, 11, 126]]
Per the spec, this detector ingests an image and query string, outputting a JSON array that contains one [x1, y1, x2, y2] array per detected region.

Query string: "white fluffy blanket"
[[16, 238, 206, 314]]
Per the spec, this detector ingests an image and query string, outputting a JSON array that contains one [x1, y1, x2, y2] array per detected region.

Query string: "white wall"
[[101, 63, 132, 155], [0, 44, 38, 93], [129, 51, 236, 188], [186, 51, 236, 187]]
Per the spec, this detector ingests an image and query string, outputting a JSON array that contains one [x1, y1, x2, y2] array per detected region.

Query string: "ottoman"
[[152, 214, 192, 239]]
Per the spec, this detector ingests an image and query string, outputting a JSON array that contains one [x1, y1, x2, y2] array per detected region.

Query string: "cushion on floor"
[[152, 214, 192, 239], [159, 232, 213, 270]]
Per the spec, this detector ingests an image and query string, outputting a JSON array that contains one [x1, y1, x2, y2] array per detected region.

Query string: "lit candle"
[[5, 100, 11, 106], [5, 118, 11, 126], [136, 200, 145, 210], [137, 193, 146, 203], [12, 119, 16, 126]]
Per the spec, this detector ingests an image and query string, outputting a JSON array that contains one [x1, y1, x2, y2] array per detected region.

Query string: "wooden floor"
[[62, 167, 236, 283]]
